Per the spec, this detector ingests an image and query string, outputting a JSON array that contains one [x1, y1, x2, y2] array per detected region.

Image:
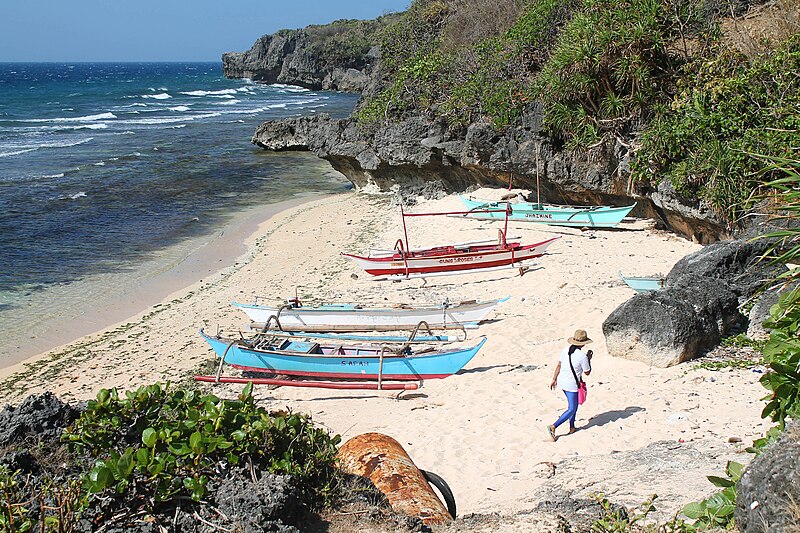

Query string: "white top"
[[556, 346, 591, 392]]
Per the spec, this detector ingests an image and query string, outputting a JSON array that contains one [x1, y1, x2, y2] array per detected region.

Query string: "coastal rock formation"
[[736, 421, 800, 532], [222, 23, 385, 92], [252, 113, 726, 243], [0, 391, 80, 445], [602, 231, 788, 366], [603, 276, 746, 367]]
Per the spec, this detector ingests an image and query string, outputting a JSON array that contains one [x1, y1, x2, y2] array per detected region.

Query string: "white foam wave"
[[0, 148, 38, 158], [142, 93, 171, 100], [40, 137, 94, 149], [22, 123, 108, 132], [168, 106, 191, 112], [69, 124, 108, 130], [42, 173, 65, 179], [94, 161, 105, 166], [170, 124, 187, 129], [215, 99, 240, 105], [23, 112, 117, 123], [180, 88, 238, 97], [0, 137, 93, 156], [271, 84, 310, 92], [120, 112, 221, 125], [58, 191, 86, 201]]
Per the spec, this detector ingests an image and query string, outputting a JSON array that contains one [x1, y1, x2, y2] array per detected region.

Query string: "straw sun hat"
[[568, 329, 592, 346]]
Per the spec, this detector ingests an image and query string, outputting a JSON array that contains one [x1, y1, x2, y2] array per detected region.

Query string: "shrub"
[[633, 36, 800, 222], [63, 383, 341, 509]]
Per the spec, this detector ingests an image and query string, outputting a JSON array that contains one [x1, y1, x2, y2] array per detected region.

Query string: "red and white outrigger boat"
[[342, 205, 559, 280]]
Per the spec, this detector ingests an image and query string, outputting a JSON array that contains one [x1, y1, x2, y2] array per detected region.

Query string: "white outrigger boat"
[[231, 297, 508, 332]]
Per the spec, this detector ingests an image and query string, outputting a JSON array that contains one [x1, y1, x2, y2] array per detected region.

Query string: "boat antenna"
[[503, 172, 511, 245], [400, 202, 410, 253], [535, 142, 541, 206]]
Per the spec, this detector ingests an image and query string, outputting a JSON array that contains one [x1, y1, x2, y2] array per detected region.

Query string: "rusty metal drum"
[[337, 432, 453, 525]]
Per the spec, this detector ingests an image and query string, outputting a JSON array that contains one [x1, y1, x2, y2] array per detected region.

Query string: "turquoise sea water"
[[0, 62, 357, 359]]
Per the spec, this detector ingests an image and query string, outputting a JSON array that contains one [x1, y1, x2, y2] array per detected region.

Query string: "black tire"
[[421, 469, 456, 519]]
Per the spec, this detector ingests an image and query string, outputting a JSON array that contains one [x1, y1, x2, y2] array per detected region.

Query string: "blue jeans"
[[553, 390, 579, 429]]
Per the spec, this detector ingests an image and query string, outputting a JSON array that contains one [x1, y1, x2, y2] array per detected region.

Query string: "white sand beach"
[[0, 189, 772, 521]]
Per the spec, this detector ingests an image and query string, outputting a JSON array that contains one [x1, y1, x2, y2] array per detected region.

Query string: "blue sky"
[[0, 0, 410, 62]]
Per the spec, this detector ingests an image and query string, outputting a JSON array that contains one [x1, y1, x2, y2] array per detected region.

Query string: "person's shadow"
[[582, 406, 644, 430]]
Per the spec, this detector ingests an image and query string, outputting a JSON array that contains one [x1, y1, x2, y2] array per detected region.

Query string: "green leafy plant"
[[633, 36, 800, 222], [592, 493, 691, 532], [63, 382, 341, 508], [759, 287, 800, 427], [0, 466, 32, 533], [681, 461, 742, 530]]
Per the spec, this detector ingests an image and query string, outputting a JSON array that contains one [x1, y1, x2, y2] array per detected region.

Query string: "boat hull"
[[201, 330, 487, 380], [343, 237, 558, 277], [233, 298, 507, 330], [619, 272, 664, 292], [459, 197, 635, 228]]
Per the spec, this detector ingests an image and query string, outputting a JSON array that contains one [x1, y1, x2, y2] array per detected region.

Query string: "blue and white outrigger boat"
[[232, 297, 508, 332], [458, 196, 635, 228], [197, 328, 487, 390]]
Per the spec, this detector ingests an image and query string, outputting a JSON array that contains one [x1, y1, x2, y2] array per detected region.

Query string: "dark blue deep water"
[[0, 62, 358, 358], [0, 62, 357, 302]]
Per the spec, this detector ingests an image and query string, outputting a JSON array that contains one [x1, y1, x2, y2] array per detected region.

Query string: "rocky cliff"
[[222, 18, 395, 92], [252, 112, 726, 243]]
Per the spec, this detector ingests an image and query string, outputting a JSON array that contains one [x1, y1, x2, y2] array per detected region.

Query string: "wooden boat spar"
[[459, 196, 636, 228], [197, 329, 487, 389], [619, 271, 665, 293], [342, 204, 559, 280], [231, 297, 508, 332]]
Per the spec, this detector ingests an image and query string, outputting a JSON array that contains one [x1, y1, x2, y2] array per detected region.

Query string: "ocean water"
[[0, 62, 358, 361]]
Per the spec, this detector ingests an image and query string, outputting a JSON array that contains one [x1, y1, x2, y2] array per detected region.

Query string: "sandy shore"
[[0, 189, 771, 521]]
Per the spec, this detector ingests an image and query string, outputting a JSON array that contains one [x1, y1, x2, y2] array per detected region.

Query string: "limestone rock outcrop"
[[602, 230, 788, 367], [222, 27, 383, 92], [252, 113, 728, 243], [603, 275, 746, 367], [736, 422, 800, 532]]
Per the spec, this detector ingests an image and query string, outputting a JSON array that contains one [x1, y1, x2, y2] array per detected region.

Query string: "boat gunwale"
[[342, 237, 558, 263]]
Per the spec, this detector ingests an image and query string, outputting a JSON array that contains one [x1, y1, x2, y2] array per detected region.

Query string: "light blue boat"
[[459, 196, 636, 228], [200, 329, 487, 381], [619, 271, 665, 292]]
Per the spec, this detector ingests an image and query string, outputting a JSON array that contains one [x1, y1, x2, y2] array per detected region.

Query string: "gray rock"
[[666, 237, 783, 297], [222, 24, 379, 92], [0, 392, 80, 446], [251, 111, 730, 242], [213, 473, 301, 532], [603, 275, 746, 367], [529, 439, 746, 524], [736, 422, 800, 532]]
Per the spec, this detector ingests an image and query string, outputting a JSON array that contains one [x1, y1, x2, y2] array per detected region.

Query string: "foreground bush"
[[62, 382, 341, 510]]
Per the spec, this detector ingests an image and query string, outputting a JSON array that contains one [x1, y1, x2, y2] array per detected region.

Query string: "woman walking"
[[548, 329, 593, 441]]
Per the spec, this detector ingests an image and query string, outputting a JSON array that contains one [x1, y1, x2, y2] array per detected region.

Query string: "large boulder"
[[736, 422, 800, 532], [603, 275, 746, 367], [666, 236, 783, 297]]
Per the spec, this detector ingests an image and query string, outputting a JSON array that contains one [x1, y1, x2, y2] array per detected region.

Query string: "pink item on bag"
[[578, 381, 588, 404]]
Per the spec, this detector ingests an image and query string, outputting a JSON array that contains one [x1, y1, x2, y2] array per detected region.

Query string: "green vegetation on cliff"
[[357, 0, 800, 222], [634, 37, 800, 215], [305, 15, 401, 66]]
